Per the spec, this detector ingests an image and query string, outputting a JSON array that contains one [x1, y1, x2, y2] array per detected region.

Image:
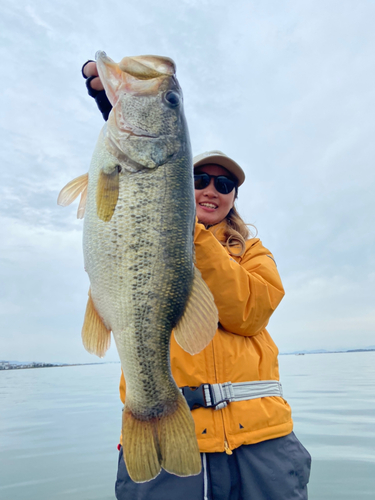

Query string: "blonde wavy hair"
[[212, 190, 257, 257]]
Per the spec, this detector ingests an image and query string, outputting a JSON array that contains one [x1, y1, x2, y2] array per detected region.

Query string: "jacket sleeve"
[[194, 222, 285, 336]]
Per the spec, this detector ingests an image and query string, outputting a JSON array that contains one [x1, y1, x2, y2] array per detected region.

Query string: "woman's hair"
[[213, 189, 257, 257]]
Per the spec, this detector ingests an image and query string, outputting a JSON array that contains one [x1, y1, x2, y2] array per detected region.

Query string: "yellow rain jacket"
[[119, 221, 293, 453]]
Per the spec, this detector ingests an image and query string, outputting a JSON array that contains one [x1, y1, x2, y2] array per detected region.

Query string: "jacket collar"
[[206, 220, 227, 242]]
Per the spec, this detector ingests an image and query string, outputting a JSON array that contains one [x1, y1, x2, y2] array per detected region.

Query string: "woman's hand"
[[82, 61, 104, 92]]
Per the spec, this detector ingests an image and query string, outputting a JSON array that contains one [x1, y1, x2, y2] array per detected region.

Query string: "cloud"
[[1, 0, 374, 362]]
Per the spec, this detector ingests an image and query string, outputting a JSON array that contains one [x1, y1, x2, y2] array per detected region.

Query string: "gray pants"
[[115, 432, 311, 500]]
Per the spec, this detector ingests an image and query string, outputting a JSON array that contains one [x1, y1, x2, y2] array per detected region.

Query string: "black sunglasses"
[[194, 173, 237, 194]]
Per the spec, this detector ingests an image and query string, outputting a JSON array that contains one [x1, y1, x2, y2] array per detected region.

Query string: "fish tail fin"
[[159, 393, 201, 477], [122, 407, 162, 483], [122, 393, 201, 483]]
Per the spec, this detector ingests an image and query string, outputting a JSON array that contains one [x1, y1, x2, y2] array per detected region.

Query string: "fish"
[[58, 51, 218, 483]]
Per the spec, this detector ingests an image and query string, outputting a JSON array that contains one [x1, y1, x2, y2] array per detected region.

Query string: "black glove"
[[82, 60, 113, 121]]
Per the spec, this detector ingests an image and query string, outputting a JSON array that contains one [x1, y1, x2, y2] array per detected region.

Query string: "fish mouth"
[[118, 54, 176, 79], [95, 51, 175, 79], [96, 51, 176, 102]]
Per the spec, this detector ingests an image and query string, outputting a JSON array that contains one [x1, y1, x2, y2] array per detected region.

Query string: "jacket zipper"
[[224, 440, 233, 455], [211, 335, 233, 455]]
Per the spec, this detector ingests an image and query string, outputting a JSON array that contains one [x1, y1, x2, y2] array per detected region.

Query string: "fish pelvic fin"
[[96, 167, 120, 222], [57, 173, 89, 219], [81, 289, 111, 358], [122, 394, 201, 483], [174, 267, 218, 355]]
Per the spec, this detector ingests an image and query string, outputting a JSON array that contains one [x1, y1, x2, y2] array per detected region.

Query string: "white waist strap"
[[207, 380, 283, 410], [180, 380, 283, 411]]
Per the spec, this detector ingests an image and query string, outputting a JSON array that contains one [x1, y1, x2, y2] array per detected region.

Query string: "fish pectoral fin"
[[57, 173, 89, 219], [96, 166, 120, 222], [81, 289, 111, 358], [174, 267, 218, 355], [77, 184, 88, 219], [122, 394, 201, 483]]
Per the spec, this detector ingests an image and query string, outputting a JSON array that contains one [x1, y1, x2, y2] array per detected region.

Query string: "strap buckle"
[[181, 384, 213, 410], [181, 383, 233, 410]]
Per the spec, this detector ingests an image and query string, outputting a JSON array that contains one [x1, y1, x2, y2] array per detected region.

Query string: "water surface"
[[279, 351, 375, 499], [1, 352, 374, 499]]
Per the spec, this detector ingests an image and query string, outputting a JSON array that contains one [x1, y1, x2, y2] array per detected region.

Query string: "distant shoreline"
[[0, 361, 120, 371], [1, 349, 374, 370], [280, 348, 375, 356]]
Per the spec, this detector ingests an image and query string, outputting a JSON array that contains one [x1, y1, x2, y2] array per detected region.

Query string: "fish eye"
[[164, 90, 180, 108]]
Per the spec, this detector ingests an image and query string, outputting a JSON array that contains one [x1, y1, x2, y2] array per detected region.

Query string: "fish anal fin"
[[81, 289, 111, 358], [96, 167, 119, 222], [57, 173, 88, 207], [122, 394, 201, 483], [122, 408, 161, 483], [174, 267, 218, 355]]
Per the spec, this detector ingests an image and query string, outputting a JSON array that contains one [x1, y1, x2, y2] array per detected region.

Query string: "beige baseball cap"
[[193, 150, 245, 186]]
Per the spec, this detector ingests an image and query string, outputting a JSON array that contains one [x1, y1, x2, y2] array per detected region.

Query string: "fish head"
[[96, 52, 190, 171]]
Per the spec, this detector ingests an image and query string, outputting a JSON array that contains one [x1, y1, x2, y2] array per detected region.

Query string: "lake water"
[[0, 351, 374, 499]]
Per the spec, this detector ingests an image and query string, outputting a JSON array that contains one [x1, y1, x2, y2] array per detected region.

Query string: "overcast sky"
[[1, 0, 374, 363]]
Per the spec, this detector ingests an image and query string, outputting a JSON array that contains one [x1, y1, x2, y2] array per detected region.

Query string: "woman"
[[82, 62, 311, 500]]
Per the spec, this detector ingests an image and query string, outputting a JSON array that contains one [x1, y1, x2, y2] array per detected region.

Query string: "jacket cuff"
[[94, 91, 112, 121]]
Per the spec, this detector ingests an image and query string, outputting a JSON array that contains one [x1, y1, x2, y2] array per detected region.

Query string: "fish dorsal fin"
[[57, 173, 89, 219], [96, 167, 120, 222], [82, 289, 111, 358], [174, 267, 218, 355]]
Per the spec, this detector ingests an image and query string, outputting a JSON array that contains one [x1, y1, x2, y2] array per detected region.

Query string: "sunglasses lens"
[[194, 173, 210, 190], [194, 173, 236, 194], [215, 176, 236, 194]]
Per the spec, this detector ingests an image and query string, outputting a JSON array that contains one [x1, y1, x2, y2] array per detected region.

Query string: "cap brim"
[[193, 154, 245, 186]]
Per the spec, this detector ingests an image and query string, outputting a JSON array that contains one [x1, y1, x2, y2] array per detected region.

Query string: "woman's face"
[[194, 164, 236, 226]]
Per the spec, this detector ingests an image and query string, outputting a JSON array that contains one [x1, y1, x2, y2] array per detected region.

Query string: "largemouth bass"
[[58, 52, 218, 483]]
